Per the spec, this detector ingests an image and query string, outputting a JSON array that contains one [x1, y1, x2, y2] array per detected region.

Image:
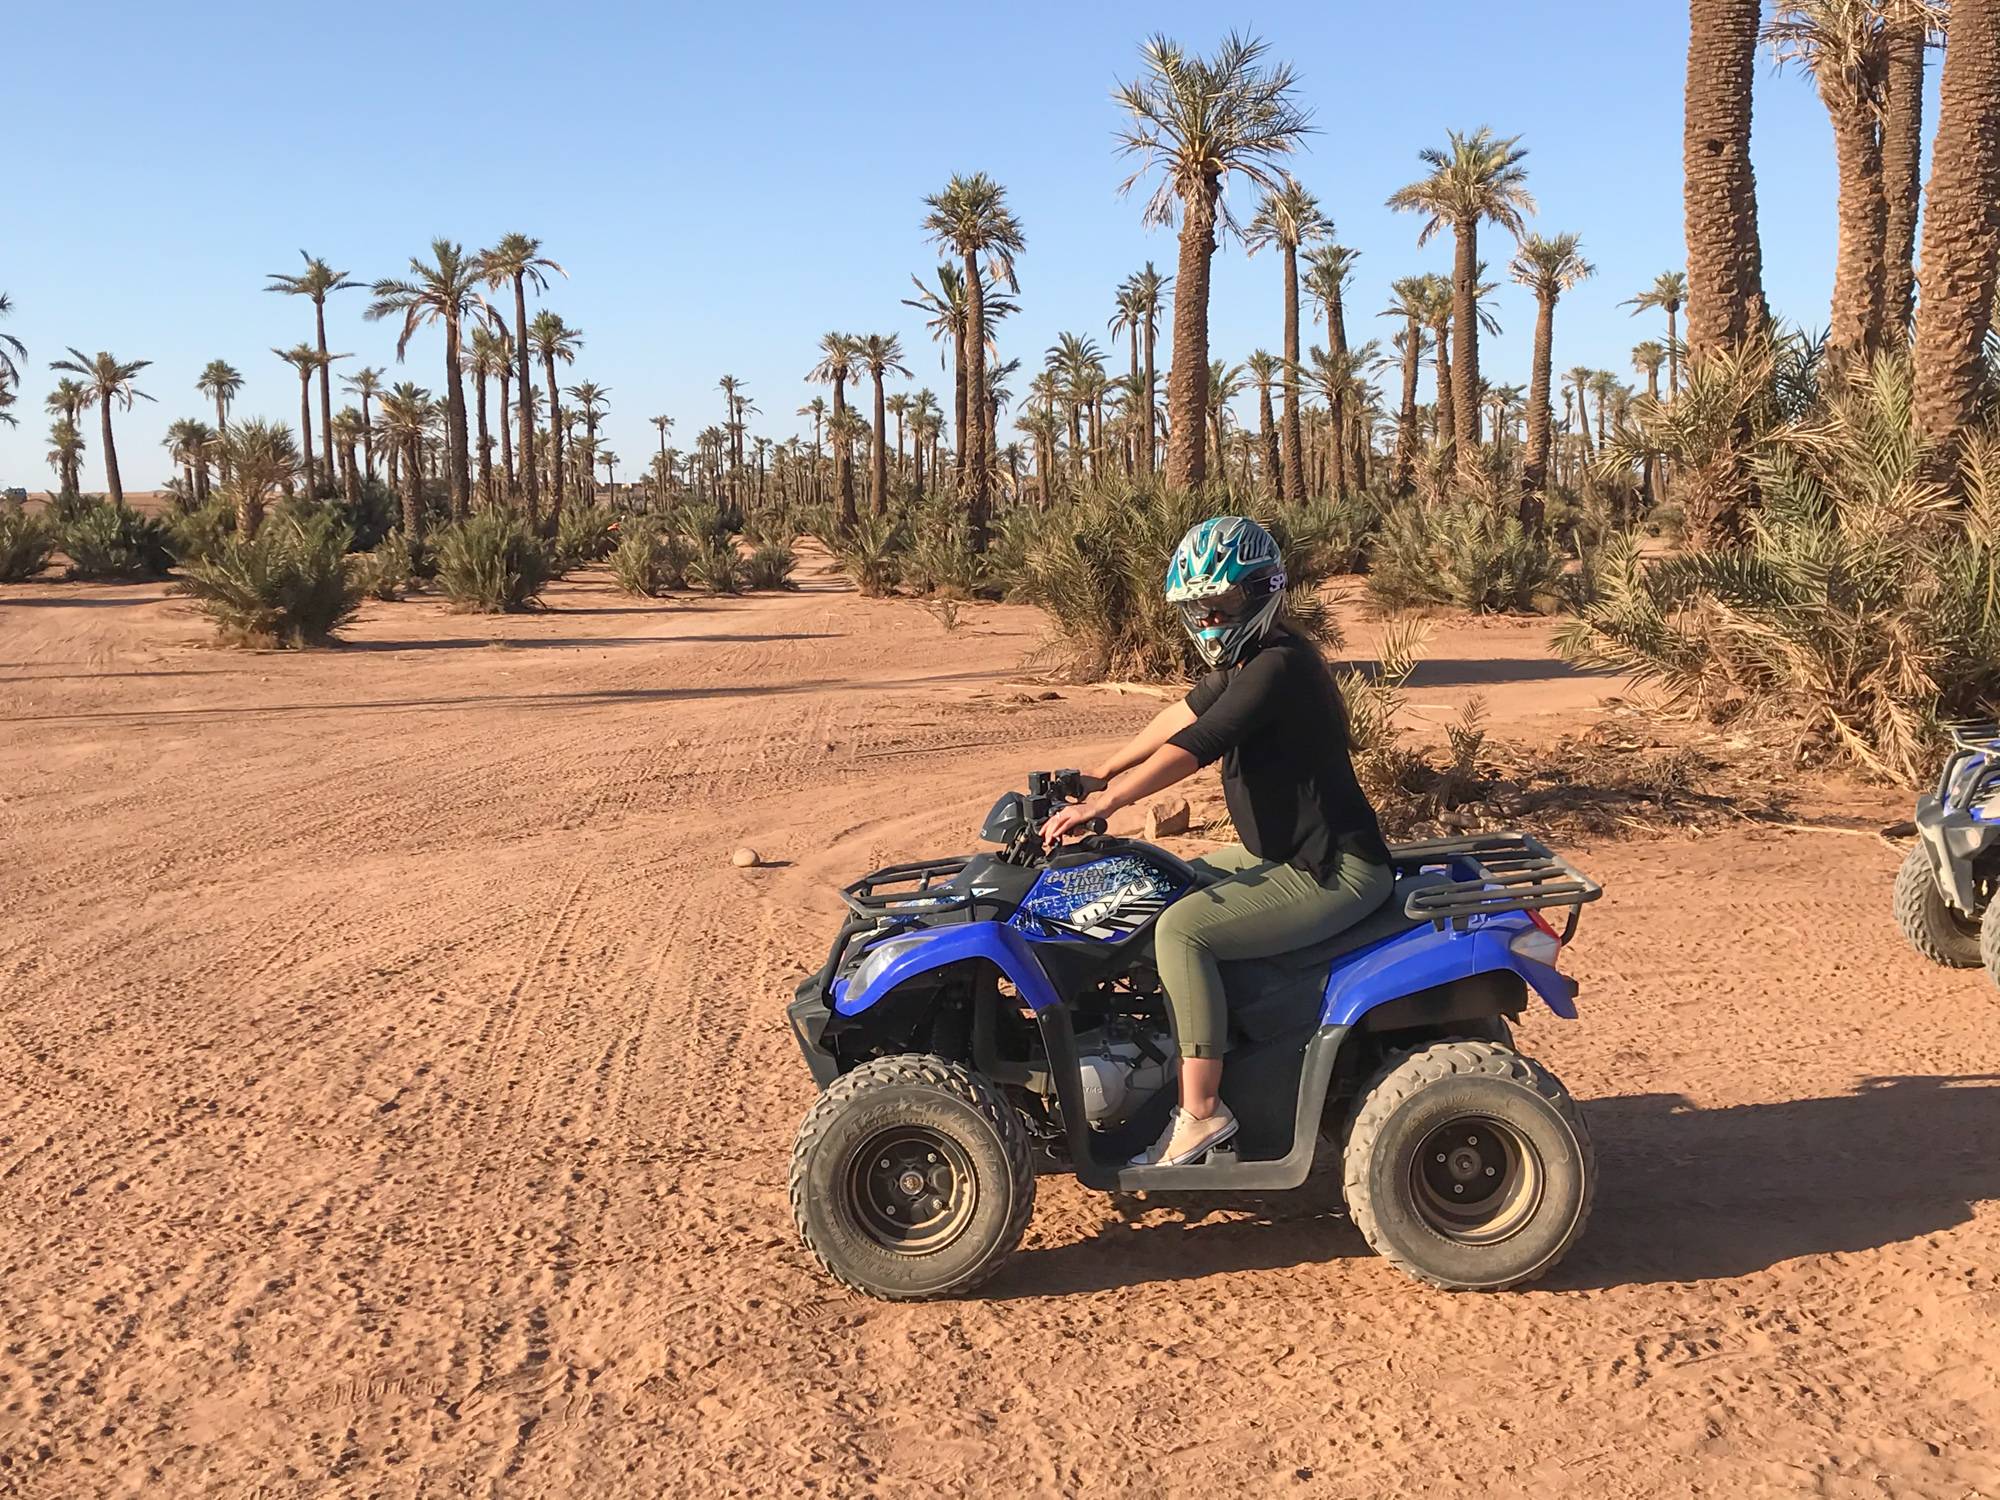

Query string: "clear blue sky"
[[3, 1, 1915, 491]]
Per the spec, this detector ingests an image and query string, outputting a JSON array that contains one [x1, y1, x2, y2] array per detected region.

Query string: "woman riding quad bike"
[[786, 517, 1601, 1299]]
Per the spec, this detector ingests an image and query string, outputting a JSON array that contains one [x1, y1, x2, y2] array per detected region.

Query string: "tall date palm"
[[1509, 232, 1595, 521], [264, 252, 361, 483], [367, 239, 491, 520], [47, 349, 153, 509], [809, 333, 861, 531], [478, 234, 564, 524], [527, 311, 583, 521], [1388, 127, 1535, 475], [1114, 33, 1311, 488], [1245, 175, 1329, 502], [854, 334, 910, 516]]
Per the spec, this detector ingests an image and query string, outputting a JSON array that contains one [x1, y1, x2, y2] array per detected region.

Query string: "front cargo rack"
[[838, 855, 975, 920], [1388, 831, 1602, 941]]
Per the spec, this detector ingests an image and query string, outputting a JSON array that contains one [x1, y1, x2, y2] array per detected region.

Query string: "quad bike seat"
[[1221, 872, 1452, 1041]]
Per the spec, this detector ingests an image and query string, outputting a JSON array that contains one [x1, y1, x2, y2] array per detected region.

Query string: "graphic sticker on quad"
[[1009, 854, 1189, 940]]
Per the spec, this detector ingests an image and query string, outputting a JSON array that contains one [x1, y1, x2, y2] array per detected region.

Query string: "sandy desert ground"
[[3, 551, 1998, 1498]]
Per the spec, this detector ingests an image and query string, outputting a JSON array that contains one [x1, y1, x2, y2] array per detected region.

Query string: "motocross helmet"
[[1165, 516, 1287, 668]]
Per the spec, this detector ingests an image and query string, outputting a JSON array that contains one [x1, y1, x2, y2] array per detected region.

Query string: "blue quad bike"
[[1894, 721, 2000, 986], [786, 771, 1605, 1300]]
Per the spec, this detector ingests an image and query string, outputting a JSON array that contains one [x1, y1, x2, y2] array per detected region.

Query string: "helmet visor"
[[1175, 584, 1254, 634]]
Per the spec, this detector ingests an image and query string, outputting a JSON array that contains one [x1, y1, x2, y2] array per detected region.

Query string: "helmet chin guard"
[[1165, 516, 1286, 668]]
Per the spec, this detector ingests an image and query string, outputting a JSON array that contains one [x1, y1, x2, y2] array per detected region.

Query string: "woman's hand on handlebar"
[[1042, 795, 1111, 850]]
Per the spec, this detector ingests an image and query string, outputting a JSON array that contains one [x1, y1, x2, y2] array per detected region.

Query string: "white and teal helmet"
[[1165, 516, 1287, 668]]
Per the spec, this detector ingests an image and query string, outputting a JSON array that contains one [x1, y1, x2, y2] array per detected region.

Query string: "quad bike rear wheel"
[[789, 1054, 1034, 1301], [1342, 1039, 1593, 1291], [1894, 843, 1983, 967]]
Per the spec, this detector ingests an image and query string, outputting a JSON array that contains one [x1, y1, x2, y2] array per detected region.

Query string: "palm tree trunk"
[[1684, 0, 1769, 360], [962, 250, 991, 545], [1520, 291, 1556, 527], [515, 275, 539, 526], [1258, 383, 1280, 498], [1280, 242, 1305, 503], [1666, 306, 1680, 397], [833, 374, 855, 531], [1451, 219, 1482, 470], [870, 371, 888, 517], [360, 395, 374, 481], [1642, 367, 1661, 506], [1825, 84, 1890, 364], [498, 368, 514, 500], [1141, 319, 1158, 479], [952, 329, 968, 486], [1881, 16, 1926, 346], [342, 444, 358, 508], [1329, 384, 1347, 500], [1432, 318, 1455, 465], [1915, 0, 2000, 488], [403, 437, 424, 542], [474, 373, 493, 509], [1394, 317, 1420, 495], [298, 374, 315, 494], [1166, 186, 1217, 488], [213, 395, 231, 482], [315, 301, 335, 486], [544, 353, 565, 525], [443, 317, 471, 519], [913, 427, 925, 501]]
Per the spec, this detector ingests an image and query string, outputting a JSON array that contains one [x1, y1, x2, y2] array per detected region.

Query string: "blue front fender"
[[832, 922, 1063, 1016], [1321, 921, 1579, 1025]]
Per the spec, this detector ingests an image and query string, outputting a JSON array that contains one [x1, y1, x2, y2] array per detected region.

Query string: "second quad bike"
[[1895, 721, 2000, 982], [786, 771, 1603, 1300]]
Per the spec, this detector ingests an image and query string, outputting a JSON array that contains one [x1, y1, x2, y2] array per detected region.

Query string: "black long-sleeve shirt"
[[1167, 630, 1389, 882]]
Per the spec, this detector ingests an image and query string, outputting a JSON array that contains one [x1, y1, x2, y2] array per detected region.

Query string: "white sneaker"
[[1130, 1104, 1238, 1166]]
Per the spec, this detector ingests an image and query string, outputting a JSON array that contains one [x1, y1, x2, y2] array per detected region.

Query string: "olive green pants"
[[1153, 844, 1395, 1060]]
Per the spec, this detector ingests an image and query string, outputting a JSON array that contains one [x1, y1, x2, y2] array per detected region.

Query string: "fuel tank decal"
[[1009, 854, 1190, 941]]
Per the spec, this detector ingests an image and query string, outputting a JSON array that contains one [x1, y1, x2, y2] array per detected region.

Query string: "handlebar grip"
[[1077, 774, 1108, 794]]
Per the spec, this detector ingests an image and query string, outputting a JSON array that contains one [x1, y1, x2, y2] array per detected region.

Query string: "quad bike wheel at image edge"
[[1894, 842, 1984, 968], [1341, 1040, 1595, 1291], [789, 1054, 1036, 1300]]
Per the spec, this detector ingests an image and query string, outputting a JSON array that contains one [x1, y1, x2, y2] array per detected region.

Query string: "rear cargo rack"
[[1388, 831, 1602, 941]]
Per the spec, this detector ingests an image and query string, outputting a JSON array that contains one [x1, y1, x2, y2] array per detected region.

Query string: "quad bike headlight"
[[849, 934, 933, 998]]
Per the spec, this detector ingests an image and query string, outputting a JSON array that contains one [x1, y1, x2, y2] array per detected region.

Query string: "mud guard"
[[1322, 924, 1578, 1024]]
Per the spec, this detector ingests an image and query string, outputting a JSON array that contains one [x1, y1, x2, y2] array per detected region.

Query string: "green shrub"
[[554, 505, 619, 571], [172, 510, 364, 646], [1366, 498, 1565, 613], [358, 532, 415, 600], [744, 539, 797, 590], [0, 508, 55, 582], [332, 478, 401, 553], [168, 501, 237, 566], [60, 500, 175, 581], [685, 533, 743, 594], [434, 510, 553, 612], [902, 503, 983, 598], [740, 511, 797, 549], [611, 528, 685, 597], [832, 513, 903, 597], [1557, 359, 2000, 783]]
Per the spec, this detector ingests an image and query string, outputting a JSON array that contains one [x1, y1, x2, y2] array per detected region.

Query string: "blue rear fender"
[[833, 921, 1062, 1016], [1322, 915, 1579, 1025]]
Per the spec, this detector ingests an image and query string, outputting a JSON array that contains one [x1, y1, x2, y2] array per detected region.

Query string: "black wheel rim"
[[1409, 1114, 1546, 1246], [846, 1127, 978, 1254]]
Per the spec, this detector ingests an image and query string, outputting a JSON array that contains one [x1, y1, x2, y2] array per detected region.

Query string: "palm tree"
[[1378, 276, 1431, 494], [1416, 273, 1459, 462], [341, 367, 385, 481], [854, 335, 911, 516], [1914, 0, 2000, 486], [1207, 359, 1246, 480], [796, 397, 827, 502], [164, 419, 217, 504], [1623, 271, 1689, 398], [196, 360, 243, 479], [922, 174, 1025, 545], [1564, 365, 1598, 458], [274, 343, 344, 492], [885, 392, 911, 481], [910, 389, 941, 500], [367, 239, 492, 520], [47, 350, 153, 509], [1245, 176, 1329, 503], [374, 382, 433, 540], [1630, 341, 1669, 506], [903, 263, 1020, 479], [1045, 333, 1105, 488], [331, 407, 366, 504], [1509, 232, 1595, 519], [468, 327, 512, 507], [217, 419, 299, 540], [1115, 33, 1311, 488], [0, 293, 23, 389], [1387, 127, 1535, 476], [1587, 370, 1620, 452], [1242, 350, 1285, 497], [809, 333, 862, 530], [1304, 243, 1359, 357], [526, 311, 583, 522], [46, 418, 85, 495], [1685, 0, 1770, 360], [264, 252, 361, 483], [1126, 264, 1171, 475], [569, 380, 611, 500], [651, 413, 674, 479], [479, 235, 564, 523]]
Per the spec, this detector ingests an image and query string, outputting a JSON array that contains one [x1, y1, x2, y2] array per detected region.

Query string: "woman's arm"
[[1086, 699, 1197, 781], [1043, 743, 1198, 848]]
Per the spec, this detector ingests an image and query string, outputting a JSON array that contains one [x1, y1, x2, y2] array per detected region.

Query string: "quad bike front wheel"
[[1894, 843, 1983, 967], [1342, 1040, 1594, 1291], [789, 1054, 1035, 1301]]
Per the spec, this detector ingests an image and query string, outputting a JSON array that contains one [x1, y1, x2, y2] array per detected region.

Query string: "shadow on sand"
[[992, 1074, 2000, 1298]]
